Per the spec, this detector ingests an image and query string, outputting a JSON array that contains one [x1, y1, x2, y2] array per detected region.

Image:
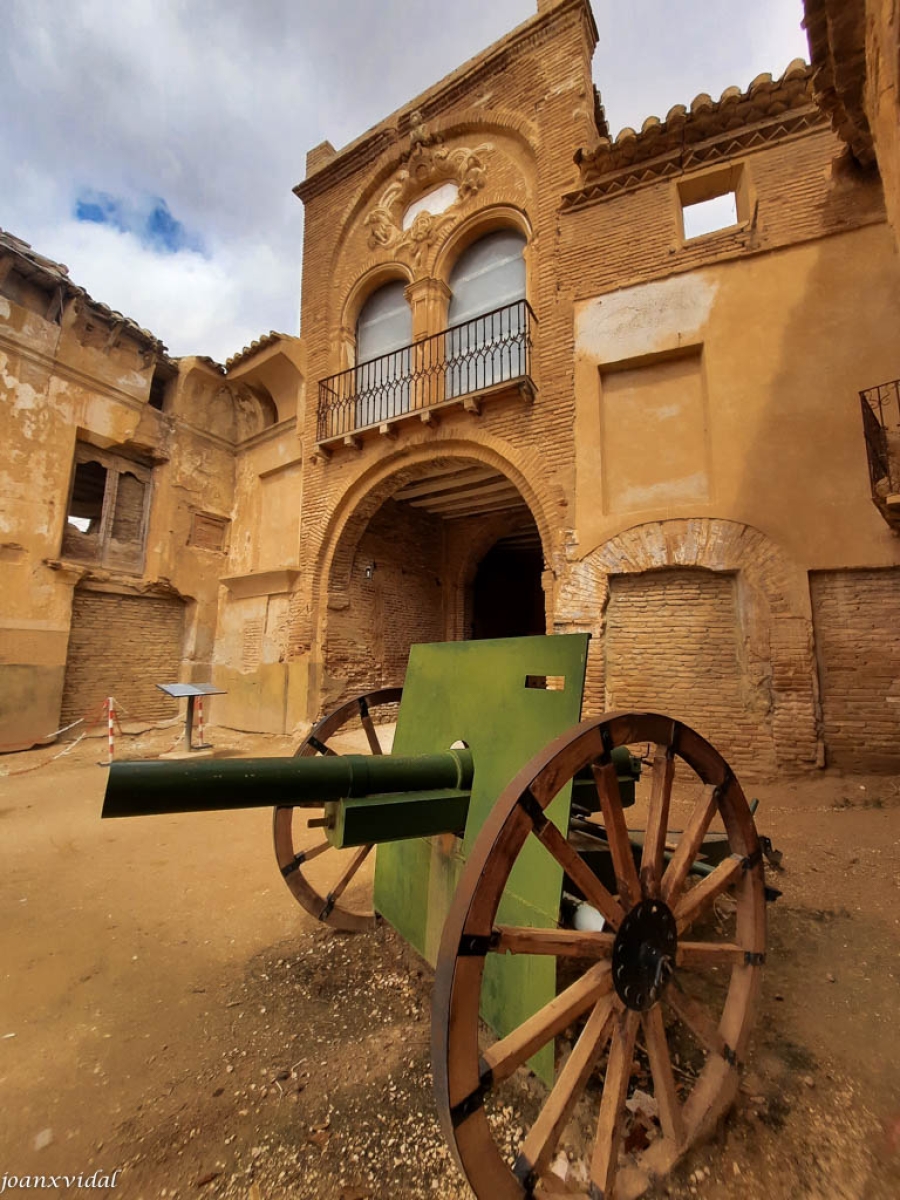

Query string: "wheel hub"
[[612, 898, 677, 1011]]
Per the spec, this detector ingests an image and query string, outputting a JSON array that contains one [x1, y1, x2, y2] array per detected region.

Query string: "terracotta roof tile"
[[0, 227, 172, 359]]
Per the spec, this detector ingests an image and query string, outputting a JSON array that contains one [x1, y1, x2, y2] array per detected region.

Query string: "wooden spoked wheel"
[[273, 687, 402, 933], [433, 712, 766, 1200]]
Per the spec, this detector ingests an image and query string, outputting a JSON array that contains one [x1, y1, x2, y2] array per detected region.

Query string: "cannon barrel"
[[102, 749, 475, 820]]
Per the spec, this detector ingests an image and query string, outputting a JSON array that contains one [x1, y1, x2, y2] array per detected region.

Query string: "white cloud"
[[1, 0, 811, 362], [26, 218, 299, 363]]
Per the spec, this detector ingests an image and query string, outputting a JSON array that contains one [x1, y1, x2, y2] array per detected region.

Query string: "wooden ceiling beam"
[[392, 466, 499, 501]]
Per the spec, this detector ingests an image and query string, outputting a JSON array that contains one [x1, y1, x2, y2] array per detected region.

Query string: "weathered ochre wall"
[[0, 263, 293, 744], [571, 223, 900, 563], [206, 336, 308, 735], [0, 289, 159, 745]]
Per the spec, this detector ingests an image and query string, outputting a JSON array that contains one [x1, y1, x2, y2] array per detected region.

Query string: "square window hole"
[[681, 190, 738, 239]]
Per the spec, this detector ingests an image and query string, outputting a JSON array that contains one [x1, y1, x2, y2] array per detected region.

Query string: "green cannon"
[[103, 634, 772, 1200]]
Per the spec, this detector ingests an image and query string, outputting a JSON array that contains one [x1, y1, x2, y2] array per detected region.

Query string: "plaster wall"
[[572, 223, 900, 565]]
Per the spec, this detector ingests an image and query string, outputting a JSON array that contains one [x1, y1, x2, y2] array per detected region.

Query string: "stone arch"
[[322, 439, 555, 598], [307, 438, 561, 708], [554, 517, 820, 774]]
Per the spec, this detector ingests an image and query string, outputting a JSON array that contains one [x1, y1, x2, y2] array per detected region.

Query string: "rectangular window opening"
[[525, 675, 566, 691], [681, 191, 738, 240], [61, 444, 151, 571], [678, 165, 744, 241], [149, 362, 176, 410]]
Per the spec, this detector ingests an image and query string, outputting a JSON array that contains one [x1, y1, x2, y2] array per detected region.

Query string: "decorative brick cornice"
[[563, 61, 827, 211]]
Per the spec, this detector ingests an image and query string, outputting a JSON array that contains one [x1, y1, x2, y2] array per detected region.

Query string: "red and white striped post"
[[106, 697, 116, 764], [197, 696, 205, 748]]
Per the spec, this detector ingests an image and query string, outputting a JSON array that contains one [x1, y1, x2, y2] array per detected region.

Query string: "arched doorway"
[[322, 456, 546, 699]]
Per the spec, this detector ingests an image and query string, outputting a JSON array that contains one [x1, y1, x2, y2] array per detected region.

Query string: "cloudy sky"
[[1, 0, 807, 364]]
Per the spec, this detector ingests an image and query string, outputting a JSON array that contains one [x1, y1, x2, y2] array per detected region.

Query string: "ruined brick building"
[[2, 0, 900, 778]]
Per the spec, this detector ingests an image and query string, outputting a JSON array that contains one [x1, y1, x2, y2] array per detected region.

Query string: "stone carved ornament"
[[364, 111, 494, 262]]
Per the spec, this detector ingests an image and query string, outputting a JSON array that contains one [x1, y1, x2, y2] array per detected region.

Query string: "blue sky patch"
[[74, 190, 204, 255]]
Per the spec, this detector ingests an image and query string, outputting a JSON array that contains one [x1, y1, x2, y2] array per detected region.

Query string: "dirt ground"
[[1, 722, 899, 1200]]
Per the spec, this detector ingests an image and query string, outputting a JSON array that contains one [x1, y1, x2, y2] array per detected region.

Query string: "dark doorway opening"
[[472, 538, 544, 639]]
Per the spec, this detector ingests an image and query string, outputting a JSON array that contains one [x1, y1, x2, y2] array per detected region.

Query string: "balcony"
[[316, 300, 536, 448], [860, 379, 900, 531]]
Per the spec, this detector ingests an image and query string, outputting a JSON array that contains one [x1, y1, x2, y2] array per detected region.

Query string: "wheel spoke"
[[310, 737, 338, 757], [665, 985, 728, 1059], [299, 839, 333, 863], [592, 763, 641, 911], [641, 1004, 685, 1146], [279, 839, 332, 876], [492, 926, 615, 958], [589, 1008, 639, 1197], [481, 962, 613, 1085], [641, 743, 675, 899], [530, 809, 626, 930], [320, 844, 373, 917], [359, 701, 383, 755], [515, 994, 616, 1182], [676, 940, 744, 968], [660, 785, 719, 908], [673, 855, 744, 935]]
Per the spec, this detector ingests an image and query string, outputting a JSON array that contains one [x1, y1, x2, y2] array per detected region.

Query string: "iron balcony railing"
[[317, 299, 535, 442], [860, 379, 900, 497]]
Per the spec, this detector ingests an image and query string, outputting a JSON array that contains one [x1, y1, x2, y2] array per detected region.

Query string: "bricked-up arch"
[[554, 518, 820, 777], [310, 440, 558, 708]]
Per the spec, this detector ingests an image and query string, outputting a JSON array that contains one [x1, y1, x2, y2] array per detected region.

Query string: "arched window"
[[355, 281, 412, 427], [447, 229, 526, 397]]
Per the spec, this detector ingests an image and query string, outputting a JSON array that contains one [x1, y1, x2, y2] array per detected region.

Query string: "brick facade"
[[554, 518, 820, 773], [60, 590, 185, 725], [605, 569, 777, 780], [811, 569, 900, 769]]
